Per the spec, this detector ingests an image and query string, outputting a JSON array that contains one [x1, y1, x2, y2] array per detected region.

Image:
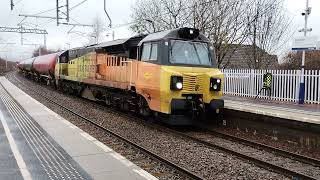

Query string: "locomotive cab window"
[[141, 42, 158, 61], [169, 40, 212, 66]]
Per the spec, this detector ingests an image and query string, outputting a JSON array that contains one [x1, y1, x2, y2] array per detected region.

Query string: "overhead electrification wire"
[[33, 7, 63, 16], [27, 0, 88, 28], [39, 18, 56, 27], [14, 0, 24, 5], [69, 0, 89, 11], [26, 0, 86, 18]]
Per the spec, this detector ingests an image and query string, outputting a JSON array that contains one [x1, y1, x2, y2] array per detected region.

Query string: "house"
[[219, 44, 278, 69]]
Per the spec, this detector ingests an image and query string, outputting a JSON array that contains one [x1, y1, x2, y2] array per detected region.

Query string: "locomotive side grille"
[[183, 75, 203, 93]]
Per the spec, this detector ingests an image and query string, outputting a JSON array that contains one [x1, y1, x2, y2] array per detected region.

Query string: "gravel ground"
[[186, 131, 320, 179], [7, 72, 288, 180], [216, 127, 320, 160], [72, 118, 185, 180]]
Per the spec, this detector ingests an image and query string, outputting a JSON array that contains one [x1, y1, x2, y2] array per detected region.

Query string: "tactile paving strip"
[[0, 84, 92, 180]]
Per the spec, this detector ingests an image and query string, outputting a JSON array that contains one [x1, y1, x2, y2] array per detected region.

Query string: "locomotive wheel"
[[121, 98, 130, 112], [75, 87, 83, 97], [105, 94, 112, 106], [34, 76, 39, 82], [138, 96, 150, 118], [68, 87, 74, 95], [62, 84, 69, 93]]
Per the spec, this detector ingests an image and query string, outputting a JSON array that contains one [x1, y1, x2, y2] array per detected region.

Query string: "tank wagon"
[[17, 52, 61, 83], [33, 53, 60, 81], [19, 27, 224, 125], [18, 57, 35, 76]]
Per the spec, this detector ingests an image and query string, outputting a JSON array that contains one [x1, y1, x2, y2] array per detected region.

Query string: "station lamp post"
[[298, 0, 312, 104]]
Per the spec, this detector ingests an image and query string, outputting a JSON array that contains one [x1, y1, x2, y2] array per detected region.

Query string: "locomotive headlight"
[[171, 76, 183, 90], [210, 78, 222, 91], [176, 82, 183, 90], [213, 84, 218, 90]]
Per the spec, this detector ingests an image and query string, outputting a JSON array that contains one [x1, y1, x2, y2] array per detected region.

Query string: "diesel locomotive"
[[18, 27, 224, 125]]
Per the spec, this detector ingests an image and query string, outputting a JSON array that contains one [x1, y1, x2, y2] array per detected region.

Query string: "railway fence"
[[221, 69, 320, 104]]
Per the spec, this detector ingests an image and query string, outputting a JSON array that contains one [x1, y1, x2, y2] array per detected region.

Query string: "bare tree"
[[279, 51, 320, 70], [130, 0, 291, 69], [244, 0, 293, 69], [202, 0, 250, 68], [131, 0, 250, 67], [131, 0, 190, 34], [89, 16, 105, 44], [32, 47, 58, 57], [0, 57, 16, 73]]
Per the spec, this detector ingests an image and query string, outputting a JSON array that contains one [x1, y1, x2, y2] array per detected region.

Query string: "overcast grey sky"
[[0, 0, 319, 61]]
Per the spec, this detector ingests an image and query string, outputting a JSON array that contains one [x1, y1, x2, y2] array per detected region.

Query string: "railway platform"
[[222, 95, 320, 148], [224, 95, 320, 124], [0, 76, 157, 180]]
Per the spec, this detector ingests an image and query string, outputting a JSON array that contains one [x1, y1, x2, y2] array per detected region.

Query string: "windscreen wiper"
[[192, 43, 201, 64]]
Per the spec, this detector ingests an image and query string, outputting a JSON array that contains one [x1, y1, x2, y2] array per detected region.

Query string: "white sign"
[[292, 36, 318, 51]]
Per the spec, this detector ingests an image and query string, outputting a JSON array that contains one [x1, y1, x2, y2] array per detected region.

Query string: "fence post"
[[310, 70, 314, 104], [318, 70, 320, 104], [295, 70, 301, 103], [249, 69, 253, 97]]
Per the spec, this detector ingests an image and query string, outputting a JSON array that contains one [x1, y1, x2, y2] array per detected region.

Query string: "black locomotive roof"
[[93, 28, 208, 49], [94, 34, 147, 49], [94, 39, 129, 48], [137, 27, 209, 46]]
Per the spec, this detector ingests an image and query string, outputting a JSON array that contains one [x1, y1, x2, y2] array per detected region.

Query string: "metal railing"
[[221, 69, 320, 104]]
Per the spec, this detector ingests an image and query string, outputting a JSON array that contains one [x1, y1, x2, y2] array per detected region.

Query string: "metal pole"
[[44, 34, 47, 48], [56, 0, 59, 26], [298, 0, 310, 104], [5, 55, 8, 70], [20, 26, 23, 45], [66, 0, 69, 22], [104, 0, 112, 28], [10, 0, 14, 10]]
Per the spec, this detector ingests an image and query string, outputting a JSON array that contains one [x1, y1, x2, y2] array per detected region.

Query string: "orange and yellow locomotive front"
[[160, 66, 223, 114], [135, 63, 224, 115], [134, 31, 224, 122]]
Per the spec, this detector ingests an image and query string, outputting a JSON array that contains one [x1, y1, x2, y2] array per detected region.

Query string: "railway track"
[[9, 72, 320, 180], [170, 129, 319, 180], [8, 72, 203, 180], [207, 130, 320, 167]]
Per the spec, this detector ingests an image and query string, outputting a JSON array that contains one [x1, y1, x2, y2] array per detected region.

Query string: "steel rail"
[[207, 130, 320, 167], [160, 127, 317, 180], [10, 73, 203, 180]]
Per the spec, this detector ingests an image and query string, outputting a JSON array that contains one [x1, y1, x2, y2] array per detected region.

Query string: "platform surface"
[[224, 95, 320, 124], [0, 76, 157, 180]]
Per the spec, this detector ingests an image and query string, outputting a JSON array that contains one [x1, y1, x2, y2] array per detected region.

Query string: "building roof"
[[221, 44, 278, 69]]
